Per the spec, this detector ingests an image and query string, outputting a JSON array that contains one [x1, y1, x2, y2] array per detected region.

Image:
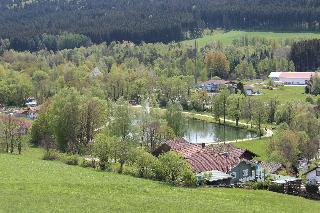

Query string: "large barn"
[[268, 72, 317, 85]]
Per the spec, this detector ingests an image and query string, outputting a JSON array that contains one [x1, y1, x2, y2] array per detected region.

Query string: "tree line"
[[1, 0, 320, 51], [0, 37, 298, 108]]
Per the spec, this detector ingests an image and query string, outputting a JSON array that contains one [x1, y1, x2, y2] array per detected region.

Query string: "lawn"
[[1, 148, 320, 212], [181, 30, 320, 48], [234, 137, 270, 161], [254, 86, 307, 104]]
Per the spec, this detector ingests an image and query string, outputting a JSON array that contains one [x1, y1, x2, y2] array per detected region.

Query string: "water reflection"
[[184, 119, 256, 144]]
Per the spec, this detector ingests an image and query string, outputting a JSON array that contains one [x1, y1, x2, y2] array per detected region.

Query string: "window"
[[242, 169, 249, 177], [230, 172, 237, 179], [316, 170, 320, 176]]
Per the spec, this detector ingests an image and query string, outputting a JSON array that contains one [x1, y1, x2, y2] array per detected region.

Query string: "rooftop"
[[269, 72, 317, 79], [154, 138, 257, 173]]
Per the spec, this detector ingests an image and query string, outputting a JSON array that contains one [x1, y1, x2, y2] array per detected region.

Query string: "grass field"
[[1, 148, 320, 212], [254, 86, 307, 104], [182, 30, 320, 48], [234, 137, 270, 161]]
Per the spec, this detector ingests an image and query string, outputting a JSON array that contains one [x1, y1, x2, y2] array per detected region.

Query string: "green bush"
[[182, 169, 196, 187], [79, 158, 96, 168], [156, 151, 196, 186], [133, 148, 157, 179], [251, 181, 270, 190], [61, 154, 79, 165], [306, 95, 314, 104], [42, 150, 60, 161], [268, 183, 284, 193]]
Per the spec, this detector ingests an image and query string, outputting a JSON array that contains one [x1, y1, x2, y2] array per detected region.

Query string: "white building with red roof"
[[269, 72, 317, 85]]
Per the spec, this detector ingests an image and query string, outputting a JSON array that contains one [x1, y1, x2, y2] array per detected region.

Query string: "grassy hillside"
[[1, 148, 320, 212], [235, 138, 270, 161], [182, 30, 320, 48], [255, 86, 307, 104]]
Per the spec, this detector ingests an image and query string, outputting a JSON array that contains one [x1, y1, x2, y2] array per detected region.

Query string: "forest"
[[1, 0, 320, 51]]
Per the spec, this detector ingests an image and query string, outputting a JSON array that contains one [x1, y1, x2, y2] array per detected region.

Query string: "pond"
[[184, 119, 256, 144]]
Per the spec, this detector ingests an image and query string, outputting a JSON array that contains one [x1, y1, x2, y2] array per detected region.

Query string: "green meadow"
[[255, 86, 307, 104], [182, 30, 320, 48], [1, 148, 319, 213]]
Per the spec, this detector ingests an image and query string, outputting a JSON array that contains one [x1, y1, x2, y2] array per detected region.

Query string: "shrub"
[[268, 183, 284, 193], [61, 154, 79, 165], [133, 148, 157, 179], [252, 181, 270, 190], [42, 150, 60, 161], [306, 183, 319, 194], [306, 95, 314, 104], [182, 169, 196, 187], [157, 151, 195, 185], [79, 158, 96, 168]]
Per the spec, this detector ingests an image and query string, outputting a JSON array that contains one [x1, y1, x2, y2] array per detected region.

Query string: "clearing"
[[182, 30, 320, 48]]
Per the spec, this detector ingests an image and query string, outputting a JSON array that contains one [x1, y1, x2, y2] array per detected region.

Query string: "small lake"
[[184, 119, 256, 144]]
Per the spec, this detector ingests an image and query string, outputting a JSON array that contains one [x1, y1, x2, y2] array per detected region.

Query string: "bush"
[[42, 150, 60, 161], [251, 181, 270, 190], [306, 95, 314, 104], [61, 154, 79, 165], [156, 151, 195, 186], [268, 183, 284, 193], [79, 158, 96, 168], [306, 183, 319, 194], [182, 169, 196, 187], [133, 148, 157, 179]]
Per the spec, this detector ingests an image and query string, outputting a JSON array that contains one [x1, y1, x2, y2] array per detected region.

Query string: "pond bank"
[[132, 105, 273, 144], [182, 112, 273, 144]]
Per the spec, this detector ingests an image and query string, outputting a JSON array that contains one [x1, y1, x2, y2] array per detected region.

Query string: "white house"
[[305, 166, 320, 185], [268, 72, 317, 85]]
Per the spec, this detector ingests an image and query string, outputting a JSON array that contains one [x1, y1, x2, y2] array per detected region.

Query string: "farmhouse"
[[268, 72, 316, 85], [15, 106, 41, 120], [305, 166, 320, 185], [153, 139, 258, 184], [196, 79, 230, 93]]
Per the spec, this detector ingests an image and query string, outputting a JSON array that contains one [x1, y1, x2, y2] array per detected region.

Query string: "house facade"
[[196, 80, 230, 93], [229, 160, 256, 183], [269, 72, 316, 85], [305, 166, 320, 185]]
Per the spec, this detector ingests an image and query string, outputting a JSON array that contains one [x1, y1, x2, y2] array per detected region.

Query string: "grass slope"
[[234, 138, 270, 161], [182, 30, 320, 48], [254, 86, 307, 104], [1, 148, 320, 212]]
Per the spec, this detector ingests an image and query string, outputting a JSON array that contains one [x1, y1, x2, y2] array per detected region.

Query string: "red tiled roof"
[[279, 72, 316, 79], [156, 139, 256, 173]]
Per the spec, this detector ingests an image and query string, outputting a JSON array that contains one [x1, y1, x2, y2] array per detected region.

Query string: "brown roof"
[[154, 139, 257, 173]]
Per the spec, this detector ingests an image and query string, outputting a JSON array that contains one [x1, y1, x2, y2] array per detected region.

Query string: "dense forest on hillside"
[[1, 0, 320, 51]]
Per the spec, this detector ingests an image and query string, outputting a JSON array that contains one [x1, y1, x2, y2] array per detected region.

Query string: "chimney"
[[201, 143, 205, 149], [223, 152, 229, 157]]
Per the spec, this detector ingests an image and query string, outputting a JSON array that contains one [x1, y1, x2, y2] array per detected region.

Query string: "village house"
[[153, 139, 258, 184], [305, 166, 320, 185], [196, 79, 230, 93], [15, 106, 41, 120], [243, 85, 262, 96], [268, 72, 317, 85]]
